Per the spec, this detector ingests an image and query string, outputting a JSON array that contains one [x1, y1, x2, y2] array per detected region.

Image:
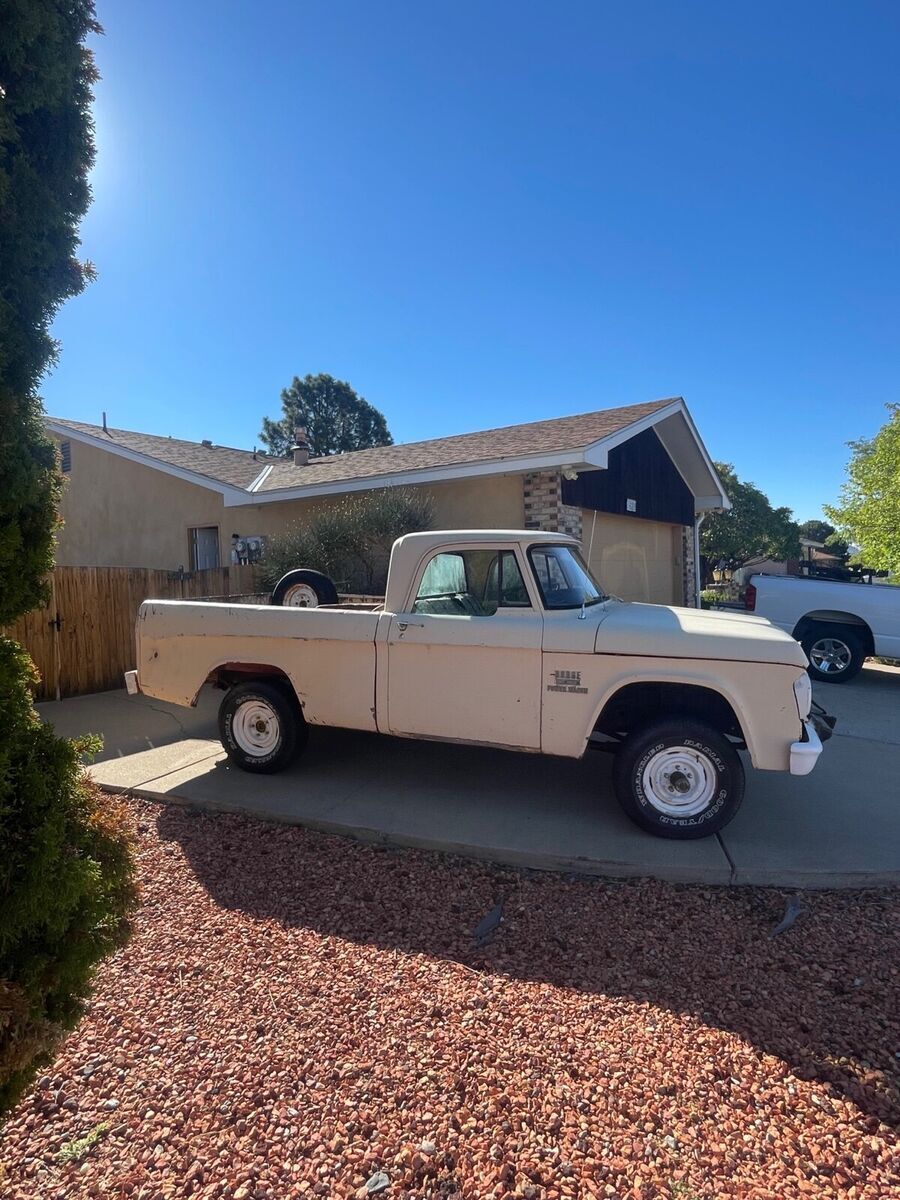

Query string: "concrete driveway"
[[39, 662, 900, 888]]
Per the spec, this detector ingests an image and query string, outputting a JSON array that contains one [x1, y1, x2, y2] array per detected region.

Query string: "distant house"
[[731, 537, 845, 587], [47, 396, 729, 606]]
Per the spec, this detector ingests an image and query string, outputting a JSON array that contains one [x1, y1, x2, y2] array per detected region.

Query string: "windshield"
[[528, 544, 608, 610]]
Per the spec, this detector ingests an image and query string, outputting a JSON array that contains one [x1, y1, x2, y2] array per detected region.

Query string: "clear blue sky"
[[44, 1, 899, 521]]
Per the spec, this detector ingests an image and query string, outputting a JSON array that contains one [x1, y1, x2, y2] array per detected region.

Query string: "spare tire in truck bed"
[[270, 568, 339, 608]]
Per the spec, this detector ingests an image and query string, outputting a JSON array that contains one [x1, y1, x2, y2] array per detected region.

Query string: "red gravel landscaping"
[[1, 798, 898, 1199]]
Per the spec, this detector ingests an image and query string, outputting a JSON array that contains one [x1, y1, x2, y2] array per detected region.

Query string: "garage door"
[[582, 511, 683, 605]]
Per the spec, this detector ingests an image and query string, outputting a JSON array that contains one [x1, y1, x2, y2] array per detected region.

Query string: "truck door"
[[385, 545, 543, 749]]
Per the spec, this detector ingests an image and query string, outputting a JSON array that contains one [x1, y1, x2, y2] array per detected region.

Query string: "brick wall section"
[[559, 503, 583, 540], [522, 471, 583, 541], [682, 523, 697, 607]]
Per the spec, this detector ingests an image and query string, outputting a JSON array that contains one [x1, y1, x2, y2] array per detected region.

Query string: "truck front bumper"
[[789, 710, 835, 776], [790, 721, 822, 775], [124, 670, 140, 696]]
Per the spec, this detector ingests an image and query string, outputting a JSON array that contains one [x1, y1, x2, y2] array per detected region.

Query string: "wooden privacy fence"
[[3, 564, 262, 701]]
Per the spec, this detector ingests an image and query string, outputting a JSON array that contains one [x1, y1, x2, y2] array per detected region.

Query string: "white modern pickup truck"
[[126, 530, 833, 840], [747, 572, 900, 683]]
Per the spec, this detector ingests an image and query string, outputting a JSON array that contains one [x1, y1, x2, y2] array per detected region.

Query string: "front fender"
[[540, 653, 801, 771]]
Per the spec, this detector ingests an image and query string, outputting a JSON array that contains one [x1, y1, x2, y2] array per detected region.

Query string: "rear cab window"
[[413, 548, 532, 617]]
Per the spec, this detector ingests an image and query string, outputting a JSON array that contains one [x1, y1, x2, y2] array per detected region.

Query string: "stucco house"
[[47, 396, 729, 606]]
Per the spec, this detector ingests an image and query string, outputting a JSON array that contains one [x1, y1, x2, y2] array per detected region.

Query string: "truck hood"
[[593, 601, 808, 667]]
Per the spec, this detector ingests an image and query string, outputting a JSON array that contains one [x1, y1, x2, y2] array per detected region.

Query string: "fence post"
[[50, 571, 61, 701]]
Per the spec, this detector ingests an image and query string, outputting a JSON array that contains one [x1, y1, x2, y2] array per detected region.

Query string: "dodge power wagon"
[[126, 530, 833, 839]]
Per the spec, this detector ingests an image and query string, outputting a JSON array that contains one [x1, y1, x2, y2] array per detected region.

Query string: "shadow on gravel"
[[156, 803, 900, 1129]]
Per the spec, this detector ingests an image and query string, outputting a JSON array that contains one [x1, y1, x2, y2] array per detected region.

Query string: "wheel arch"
[[589, 676, 751, 754], [203, 661, 302, 706], [792, 610, 874, 655]]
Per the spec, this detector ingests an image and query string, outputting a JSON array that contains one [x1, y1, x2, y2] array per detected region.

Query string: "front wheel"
[[612, 719, 744, 839], [218, 681, 307, 773]]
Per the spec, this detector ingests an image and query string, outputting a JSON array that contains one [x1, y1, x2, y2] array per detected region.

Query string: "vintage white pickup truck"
[[126, 530, 833, 839]]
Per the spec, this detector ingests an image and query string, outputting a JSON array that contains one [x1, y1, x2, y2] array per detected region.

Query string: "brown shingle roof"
[[50, 397, 679, 494], [256, 397, 678, 491], [48, 419, 269, 489]]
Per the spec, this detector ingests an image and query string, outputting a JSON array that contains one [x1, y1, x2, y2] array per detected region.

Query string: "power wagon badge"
[[546, 669, 588, 694]]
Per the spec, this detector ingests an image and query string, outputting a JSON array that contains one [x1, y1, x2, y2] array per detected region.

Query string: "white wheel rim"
[[283, 583, 319, 608], [232, 699, 281, 757], [810, 637, 851, 673], [642, 745, 717, 817]]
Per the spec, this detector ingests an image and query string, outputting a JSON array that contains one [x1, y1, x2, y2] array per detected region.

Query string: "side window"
[[412, 549, 532, 616], [189, 526, 220, 571], [531, 548, 568, 594]]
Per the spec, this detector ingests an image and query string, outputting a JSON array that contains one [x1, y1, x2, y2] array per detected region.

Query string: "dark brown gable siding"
[[561, 428, 694, 525]]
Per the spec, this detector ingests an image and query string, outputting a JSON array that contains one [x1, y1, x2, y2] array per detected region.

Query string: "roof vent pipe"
[[292, 426, 310, 467]]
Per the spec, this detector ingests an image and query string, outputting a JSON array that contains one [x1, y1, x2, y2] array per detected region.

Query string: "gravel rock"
[[1, 799, 898, 1200]]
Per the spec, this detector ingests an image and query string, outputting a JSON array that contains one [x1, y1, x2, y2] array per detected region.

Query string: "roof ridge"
[[303, 396, 680, 462], [49, 417, 267, 459]]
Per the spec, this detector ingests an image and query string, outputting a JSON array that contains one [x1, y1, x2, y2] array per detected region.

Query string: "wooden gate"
[[3, 565, 261, 701]]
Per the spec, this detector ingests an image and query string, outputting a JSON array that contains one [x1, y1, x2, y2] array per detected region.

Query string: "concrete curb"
[[100, 780, 900, 891]]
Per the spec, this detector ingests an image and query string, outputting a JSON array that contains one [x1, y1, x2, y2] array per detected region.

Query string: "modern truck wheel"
[[801, 625, 865, 684]]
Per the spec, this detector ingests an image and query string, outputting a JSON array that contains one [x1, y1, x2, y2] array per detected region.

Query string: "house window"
[[189, 526, 220, 571], [60, 441, 71, 473]]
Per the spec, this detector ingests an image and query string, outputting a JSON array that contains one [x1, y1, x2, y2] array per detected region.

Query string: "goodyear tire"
[[218, 680, 307, 774], [271, 569, 339, 609], [613, 719, 744, 839]]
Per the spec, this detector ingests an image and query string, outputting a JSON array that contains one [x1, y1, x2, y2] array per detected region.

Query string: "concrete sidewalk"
[[39, 665, 900, 889]]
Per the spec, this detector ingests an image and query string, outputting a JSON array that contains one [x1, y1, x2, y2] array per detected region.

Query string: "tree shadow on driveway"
[[155, 803, 900, 1129]]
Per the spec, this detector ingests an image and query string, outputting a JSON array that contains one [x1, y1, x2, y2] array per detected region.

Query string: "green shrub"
[[699, 589, 721, 608], [261, 486, 434, 594], [0, 639, 138, 1116]]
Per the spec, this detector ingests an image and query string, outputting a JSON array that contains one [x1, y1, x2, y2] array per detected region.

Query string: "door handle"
[[397, 620, 425, 631]]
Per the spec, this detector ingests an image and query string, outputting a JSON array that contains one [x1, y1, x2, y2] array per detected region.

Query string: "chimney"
[[292, 425, 310, 467]]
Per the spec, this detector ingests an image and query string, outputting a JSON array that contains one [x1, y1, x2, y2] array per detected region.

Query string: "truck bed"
[[136, 600, 382, 730]]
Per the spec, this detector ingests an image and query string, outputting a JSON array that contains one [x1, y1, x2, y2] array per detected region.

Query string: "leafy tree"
[[797, 519, 849, 562], [798, 519, 833, 544], [825, 405, 900, 575], [0, 1, 136, 1116], [0, 1, 100, 623], [700, 463, 800, 583], [260, 373, 394, 458], [261, 486, 433, 594]]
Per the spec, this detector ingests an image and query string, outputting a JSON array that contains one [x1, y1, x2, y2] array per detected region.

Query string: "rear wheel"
[[801, 625, 865, 684], [218, 680, 307, 773], [613, 719, 744, 839], [271, 569, 339, 609]]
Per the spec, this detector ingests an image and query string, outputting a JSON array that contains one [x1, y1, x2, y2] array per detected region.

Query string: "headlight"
[[793, 673, 812, 719]]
